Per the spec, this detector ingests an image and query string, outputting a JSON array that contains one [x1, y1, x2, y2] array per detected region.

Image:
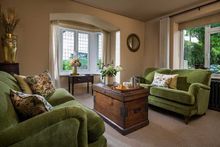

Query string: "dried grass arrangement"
[[0, 7, 19, 34]]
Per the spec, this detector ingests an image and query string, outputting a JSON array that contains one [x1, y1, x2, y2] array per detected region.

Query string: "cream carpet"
[[74, 93, 220, 147]]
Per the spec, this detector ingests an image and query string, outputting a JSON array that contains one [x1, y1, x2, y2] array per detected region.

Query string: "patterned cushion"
[[10, 90, 53, 120], [26, 71, 55, 98], [152, 72, 178, 88], [14, 74, 32, 94], [152, 72, 171, 87]]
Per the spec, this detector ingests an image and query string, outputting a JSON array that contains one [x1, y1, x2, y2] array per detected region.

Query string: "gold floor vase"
[[2, 33, 17, 63]]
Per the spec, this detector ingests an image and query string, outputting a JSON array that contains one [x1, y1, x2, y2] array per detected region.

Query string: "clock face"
[[127, 34, 140, 52]]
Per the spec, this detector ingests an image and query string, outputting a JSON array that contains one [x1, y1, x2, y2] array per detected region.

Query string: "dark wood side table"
[[68, 74, 94, 95], [0, 63, 19, 75], [93, 83, 149, 135]]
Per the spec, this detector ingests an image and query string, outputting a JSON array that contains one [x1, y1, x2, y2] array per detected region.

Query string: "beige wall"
[[1, 0, 145, 84]]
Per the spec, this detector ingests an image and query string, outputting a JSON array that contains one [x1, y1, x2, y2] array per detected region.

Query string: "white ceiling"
[[73, 0, 213, 21]]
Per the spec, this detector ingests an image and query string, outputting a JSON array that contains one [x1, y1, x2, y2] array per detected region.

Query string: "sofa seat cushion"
[[150, 87, 195, 105], [54, 100, 105, 143], [47, 88, 75, 106]]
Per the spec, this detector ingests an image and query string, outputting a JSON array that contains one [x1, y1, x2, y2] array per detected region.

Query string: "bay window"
[[59, 27, 103, 75]]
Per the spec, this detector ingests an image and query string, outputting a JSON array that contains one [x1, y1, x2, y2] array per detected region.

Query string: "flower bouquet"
[[70, 58, 81, 75]]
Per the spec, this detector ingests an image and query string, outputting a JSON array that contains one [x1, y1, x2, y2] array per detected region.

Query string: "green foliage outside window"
[[184, 23, 220, 74], [184, 27, 205, 68], [79, 58, 88, 69], [184, 40, 204, 67]]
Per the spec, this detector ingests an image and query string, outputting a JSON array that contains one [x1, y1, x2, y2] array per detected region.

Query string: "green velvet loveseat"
[[139, 68, 212, 124], [0, 71, 106, 147]]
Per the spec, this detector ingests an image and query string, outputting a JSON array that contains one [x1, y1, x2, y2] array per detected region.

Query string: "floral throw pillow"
[[10, 90, 53, 120], [151, 72, 172, 87], [152, 72, 178, 88], [26, 71, 55, 98]]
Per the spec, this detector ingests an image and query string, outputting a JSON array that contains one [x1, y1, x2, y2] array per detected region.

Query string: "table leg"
[[92, 78, 94, 95], [72, 81, 74, 95], [87, 82, 89, 93], [68, 77, 70, 93]]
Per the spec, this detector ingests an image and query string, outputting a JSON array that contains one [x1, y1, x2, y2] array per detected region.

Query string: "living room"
[[0, 0, 220, 147]]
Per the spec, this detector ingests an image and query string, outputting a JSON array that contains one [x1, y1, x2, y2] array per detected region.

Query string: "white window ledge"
[[211, 74, 220, 80]]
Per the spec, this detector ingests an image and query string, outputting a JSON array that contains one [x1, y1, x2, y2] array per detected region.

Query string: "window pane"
[[98, 33, 103, 61], [183, 27, 205, 69], [78, 33, 89, 70], [210, 33, 220, 74], [62, 31, 75, 71]]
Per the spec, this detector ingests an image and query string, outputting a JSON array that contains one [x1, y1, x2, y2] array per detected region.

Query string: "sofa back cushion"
[[144, 68, 171, 84], [0, 81, 19, 131], [171, 69, 211, 91], [176, 76, 191, 91]]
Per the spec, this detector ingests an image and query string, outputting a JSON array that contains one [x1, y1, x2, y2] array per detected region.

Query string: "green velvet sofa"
[[139, 68, 212, 124], [0, 71, 107, 147]]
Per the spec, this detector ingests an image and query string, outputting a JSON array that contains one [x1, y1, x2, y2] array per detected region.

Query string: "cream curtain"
[[49, 24, 60, 88], [159, 17, 170, 68], [102, 30, 111, 65]]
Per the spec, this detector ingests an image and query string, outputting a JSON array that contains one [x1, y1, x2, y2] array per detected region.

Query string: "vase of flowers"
[[98, 62, 122, 85], [70, 58, 81, 75], [0, 8, 19, 63]]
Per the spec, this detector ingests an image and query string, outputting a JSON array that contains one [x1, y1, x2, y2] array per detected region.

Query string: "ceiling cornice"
[[71, 0, 218, 22], [71, 0, 146, 22]]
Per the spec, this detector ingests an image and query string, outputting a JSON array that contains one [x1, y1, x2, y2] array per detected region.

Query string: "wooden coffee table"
[[93, 83, 149, 135]]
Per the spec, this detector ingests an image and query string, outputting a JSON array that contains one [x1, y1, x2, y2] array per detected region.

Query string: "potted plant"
[[98, 61, 122, 85]]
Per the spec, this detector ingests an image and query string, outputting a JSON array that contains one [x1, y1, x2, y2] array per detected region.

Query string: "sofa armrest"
[[47, 88, 75, 106], [188, 83, 211, 115], [0, 107, 88, 147], [189, 83, 210, 96]]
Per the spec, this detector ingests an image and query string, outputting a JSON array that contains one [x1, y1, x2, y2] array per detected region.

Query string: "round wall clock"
[[127, 33, 140, 52]]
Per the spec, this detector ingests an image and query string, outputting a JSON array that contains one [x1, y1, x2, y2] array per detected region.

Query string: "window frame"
[[97, 33, 103, 71], [58, 27, 103, 75], [180, 25, 220, 77]]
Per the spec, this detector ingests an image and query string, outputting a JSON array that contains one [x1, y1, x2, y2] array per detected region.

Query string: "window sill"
[[211, 74, 220, 80]]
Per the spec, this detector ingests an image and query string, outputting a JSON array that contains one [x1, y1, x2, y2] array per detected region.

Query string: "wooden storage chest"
[[93, 83, 149, 135]]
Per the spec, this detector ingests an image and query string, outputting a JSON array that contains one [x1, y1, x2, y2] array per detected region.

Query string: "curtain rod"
[[170, 0, 220, 17]]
